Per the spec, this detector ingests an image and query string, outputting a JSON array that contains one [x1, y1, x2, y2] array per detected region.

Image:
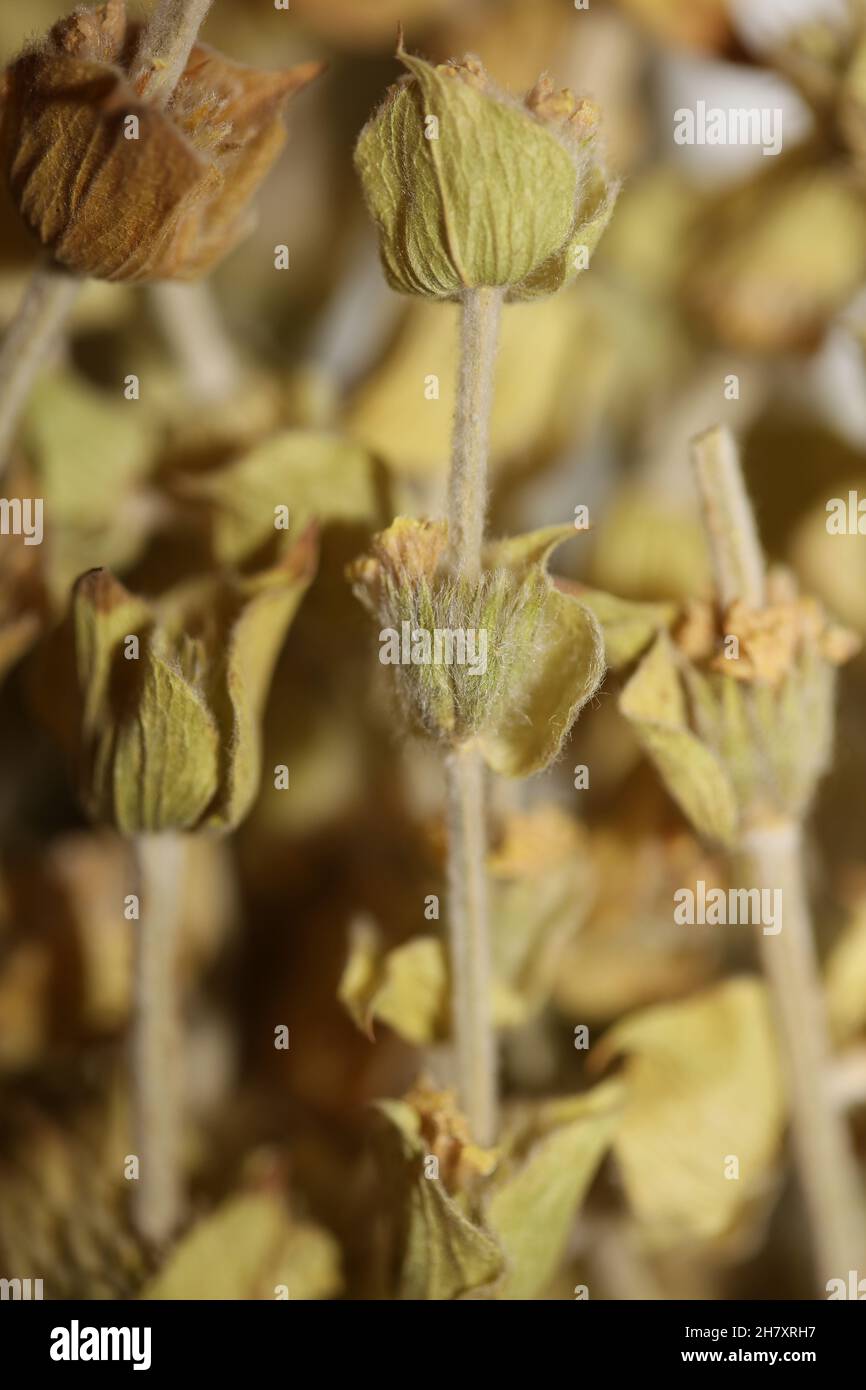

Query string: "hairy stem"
[[132, 0, 215, 106], [445, 286, 503, 582], [151, 282, 243, 402], [132, 832, 187, 1246], [0, 267, 80, 475], [442, 286, 502, 1144], [445, 744, 496, 1145], [691, 425, 765, 609], [691, 428, 865, 1287], [740, 822, 866, 1287]]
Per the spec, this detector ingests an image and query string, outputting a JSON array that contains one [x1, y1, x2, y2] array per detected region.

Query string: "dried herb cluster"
[[0, 0, 864, 1306]]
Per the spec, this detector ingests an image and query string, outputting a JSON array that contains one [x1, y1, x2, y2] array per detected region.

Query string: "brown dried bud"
[[0, 0, 321, 282]]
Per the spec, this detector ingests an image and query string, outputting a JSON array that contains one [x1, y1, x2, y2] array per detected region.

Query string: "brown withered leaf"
[[0, 1, 321, 281]]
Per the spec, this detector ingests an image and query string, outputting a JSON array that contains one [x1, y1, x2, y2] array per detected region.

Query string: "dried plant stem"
[[740, 822, 866, 1286], [691, 425, 765, 609], [0, 266, 80, 475], [446, 744, 496, 1145], [442, 287, 502, 1144], [446, 286, 503, 582], [132, 832, 186, 1246], [151, 282, 243, 402], [692, 426, 865, 1287], [133, 0, 215, 107]]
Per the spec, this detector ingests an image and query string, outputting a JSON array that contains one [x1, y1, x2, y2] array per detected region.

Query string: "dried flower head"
[[0, 0, 322, 282], [353, 38, 618, 301], [620, 574, 860, 846], [377, 1077, 622, 1299], [72, 530, 316, 835], [348, 518, 605, 776]]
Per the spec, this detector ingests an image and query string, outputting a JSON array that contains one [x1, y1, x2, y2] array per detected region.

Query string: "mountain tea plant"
[[0, 0, 864, 1314]]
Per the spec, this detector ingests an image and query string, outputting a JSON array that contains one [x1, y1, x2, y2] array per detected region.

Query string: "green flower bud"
[[354, 42, 618, 301], [72, 533, 316, 835], [348, 517, 604, 776]]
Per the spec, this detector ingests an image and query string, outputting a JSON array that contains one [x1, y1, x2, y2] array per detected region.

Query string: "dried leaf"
[[479, 530, 606, 777], [346, 295, 580, 479], [565, 586, 676, 669], [484, 1081, 624, 1299], [594, 978, 785, 1248], [72, 537, 316, 835], [553, 828, 723, 1020], [377, 1098, 504, 1300], [489, 807, 594, 1024], [140, 1193, 341, 1300], [187, 430, 379, 566], [620, 633, 739, 846], [205, 545, 318, 829], [340, 808, 592, 1044], [688, 170, 866, 352], [22, 372, 157, 601], [338, 918, 448, 1045]]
